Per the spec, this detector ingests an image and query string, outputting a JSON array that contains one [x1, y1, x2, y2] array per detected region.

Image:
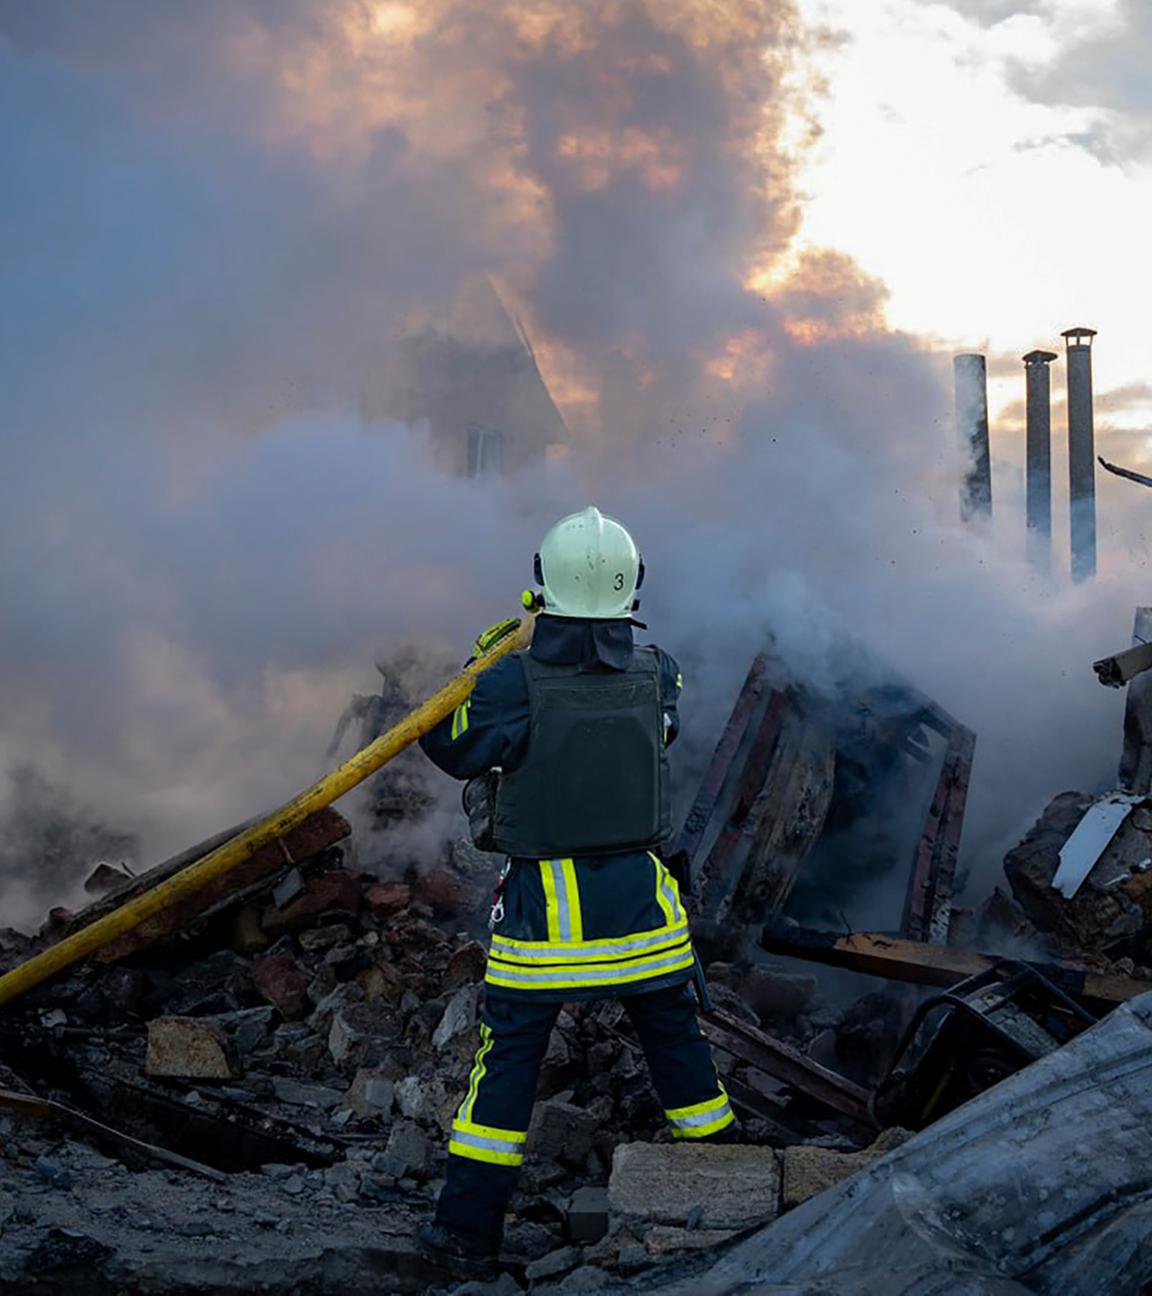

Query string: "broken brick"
[[364, 881, 411, 920], [251, 951, 311, 1021], [265, 870, 362, 935]]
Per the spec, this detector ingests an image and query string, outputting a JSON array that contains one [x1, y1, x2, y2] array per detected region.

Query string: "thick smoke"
[[0, 1, 1144, 929]]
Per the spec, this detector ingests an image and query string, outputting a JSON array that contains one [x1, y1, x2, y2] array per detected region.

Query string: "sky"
[[792, 0, 1152, 486], [0, 0, 1149, 925]]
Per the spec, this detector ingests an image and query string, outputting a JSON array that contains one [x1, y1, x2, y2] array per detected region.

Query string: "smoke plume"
[[0, 1, 1144, 928]]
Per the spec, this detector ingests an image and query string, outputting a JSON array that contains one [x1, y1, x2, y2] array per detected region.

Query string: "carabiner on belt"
[[489, 858, 511, 929]]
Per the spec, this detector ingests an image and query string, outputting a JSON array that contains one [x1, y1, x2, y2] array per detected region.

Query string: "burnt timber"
[[760, 919, 1150, 1013]]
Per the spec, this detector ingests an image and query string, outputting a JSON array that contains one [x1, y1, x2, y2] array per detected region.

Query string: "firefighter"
[[416, 506, 733, 1278]]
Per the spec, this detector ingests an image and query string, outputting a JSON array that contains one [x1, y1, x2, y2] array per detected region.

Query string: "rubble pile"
[[7, 630, 1152, 1293], [0, 826, 913, 1295]]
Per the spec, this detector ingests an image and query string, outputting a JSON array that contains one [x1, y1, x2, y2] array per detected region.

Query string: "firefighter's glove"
[[473, 617, 522, 658]]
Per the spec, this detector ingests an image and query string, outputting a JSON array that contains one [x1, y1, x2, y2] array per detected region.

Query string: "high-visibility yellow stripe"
[[559, 858, 583, 943], [676, 672, 684, 690], [450, 699, 471, 741], [451, 1116, 528, 1161], [449, 1139, 524, 1167], [539, 860, 562, 942], [650, 853, 677, 927], [485, 946, 695, 991], [458, 1023, 493, 1123], [484, 938, 694, 974], [665, 1089, 730, 1122], [452, 1118, 526, 1144], [490, 920, 689, 958], [671, 1108, 734, 1140], [649, 852, 685, 926]]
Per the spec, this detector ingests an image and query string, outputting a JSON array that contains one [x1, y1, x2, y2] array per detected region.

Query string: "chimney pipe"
[[1023, 349, 1058, 572], [954, 353, 992, 523], [1062, 326, 1098, 582]]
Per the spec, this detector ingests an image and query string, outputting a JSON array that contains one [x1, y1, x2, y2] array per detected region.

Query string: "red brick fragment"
[[251, 951, 311, 1021], [364, 881, 412, 920]]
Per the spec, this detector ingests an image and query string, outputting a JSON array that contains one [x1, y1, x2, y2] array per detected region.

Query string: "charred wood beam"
[[57, 808, 350, 963], [761, 919, 1150, 1013], [0, 1086, 226, 1182], [700, 1006, 874, 1127], [674, 654, 767, 873], [695, 690, 789, 929], [901, 724, 975, 946]]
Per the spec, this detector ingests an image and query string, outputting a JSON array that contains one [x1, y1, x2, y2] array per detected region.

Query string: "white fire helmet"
[[534, 506, 644, 620]]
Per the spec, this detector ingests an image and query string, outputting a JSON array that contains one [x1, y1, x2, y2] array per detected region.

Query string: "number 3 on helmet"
[[532, 506, 644, 619]]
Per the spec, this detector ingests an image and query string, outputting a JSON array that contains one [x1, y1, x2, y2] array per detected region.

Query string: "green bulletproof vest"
[[490, 646, 672, 859]]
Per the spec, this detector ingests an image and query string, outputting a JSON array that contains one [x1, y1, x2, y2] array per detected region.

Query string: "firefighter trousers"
[[434, 982, 733, 1251]]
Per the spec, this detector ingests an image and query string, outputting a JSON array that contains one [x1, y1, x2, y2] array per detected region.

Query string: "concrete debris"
[[346, 1068, 395, 1118], [645, 993, 1152, 1296], [608, 1143, 781, 1231], [145, 1017, 239, 1081], [566, 1184, 609, 1243], [432, 984, 480, 1049], [781, 1126, 912, 1209]]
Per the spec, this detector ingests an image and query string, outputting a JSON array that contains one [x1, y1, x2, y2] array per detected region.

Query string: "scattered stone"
[[33, 1157, 74, 1190], [526, 1245, 582, 1282], [566, 1185, 609, 1244], [145, 1017, 238, 1081], [39, 1009, 67, 1029], [216, 1005, 276, 1055], [299, 923, 353, 954], [609, 1142, 781, 1231], [450, 1274, 522, 1296], [432, 984, 480, 1049], [309, 981, 360, 1033], [346, 1068, 396, 1118], [355, 959, 405, 1004], [394, 1074, 445, 1122], [271, 1078, 345, 1110], [270, 869, 362, 932], [328, 1001, 402, 1071], [442, 940, 487, 990], [781, 1127, 912, 1209], [411, 868, 462, 915], [251, 951, 311, 1021], [378, 1119, 429, 1180], [534, 1264, 614, 1294], [98, 966, 151, 1016], [530, 1099, 598, 1171], [26, 1228, 111, 1273]]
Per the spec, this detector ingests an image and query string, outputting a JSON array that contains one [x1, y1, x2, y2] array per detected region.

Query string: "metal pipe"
[[1063, 326, 1098, 581], [1023, 350, 1058, 572], [0, 614, 535, 1007], [954, 354, 992, 523]]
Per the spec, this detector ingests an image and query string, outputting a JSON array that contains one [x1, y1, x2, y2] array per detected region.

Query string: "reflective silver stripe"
[[449, 1129, 524, 1158], [486, 949, 694, 985], [491, 925, 689, 962], [546, 859, 573, 941], [669, 1102, 733, 1130]]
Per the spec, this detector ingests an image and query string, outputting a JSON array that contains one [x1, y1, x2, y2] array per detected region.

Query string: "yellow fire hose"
[[0, 616, 534, 1008]]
